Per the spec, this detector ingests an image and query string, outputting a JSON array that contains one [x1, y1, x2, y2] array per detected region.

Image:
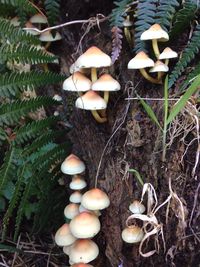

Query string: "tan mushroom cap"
[[24, 22, 40, 36], [64, 203, 79, 219], [75, 46, 112, 68], [30, 13, 48, 24], [121, 226, 144, 243], [92, 74, 121, 92], [149, 60, 169, 72], [63, 72, 92, 92], [81, 188, 110, 210], [140, 24, 169, 41], [69, 211, 101, 238], [129, 200, 146, 214], [70, 176, 87, 190], [70, 191, 82, 204], [71, 264, 94, 267], [79, 205, 101, 217], [69, 239, 99, 263], [159, 47, 178, 60], [75, 90, 107, 110], [55, 223, 77, 246], [61, 154, 85, 175], [128, 51, 155, 69], [39, 30, 62, 42]]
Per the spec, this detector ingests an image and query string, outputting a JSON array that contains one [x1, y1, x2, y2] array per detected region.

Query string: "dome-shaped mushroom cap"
[[71, 264, 94, 267], [159, 47, 178, 60], [128, 51, 155, 69], [39, 30, 62, 42], [70, 176, 87, 190], [64, 203, 79, 219], [63, 72, 91, 92], [70, 191, 82, 203], [149, 60, 169, 72], [55, 223, 77, 246], [75, 46, 112, 68], [129, 200, 146, 214], [69, 239, 99, 263], [61, 154, 85, 175], [75, 90, 107, 110], [92, 74, 121, 92], [69, 211, 101, 238], [140, 24, 169, 41], [122, 226, 144, 243], [30, 13, 48, 24], [81, 188, 110, 210]]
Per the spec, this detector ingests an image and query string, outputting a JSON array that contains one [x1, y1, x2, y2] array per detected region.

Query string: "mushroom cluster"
[[55, 154, 110, 266], [128, 24, 178, 84], [63, 46, 121, 123]]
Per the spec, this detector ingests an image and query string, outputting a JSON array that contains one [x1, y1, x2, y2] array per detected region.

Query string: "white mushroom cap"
[[70, 191, 82, 204], [24, 22, 40, 36], [70, 176, 87, 190], [128, 51, 155, 69], [39, 30, 62, 42], [10, 16, 20, 27], [75, 90, 107, 110], [61, 154, 85, 175], [81, 188, 110, 210], [121, 226, 144, 243], [149, 60, 169, 72], [69, 239, 99, 263], [159, 47, 178, 60], [123, 19, 133, 27], [75, 46, 112, 68], [53, 94, 62, 101], [30, 13, 48, 24], [129, 200, 146, 214], [79, 205, 101, 217], [70, 264, 94, 267], [63, 72, 92, 92], [140, 24, 169, 41], [92, 74, 121, 92], [55, 223, 77, 246], [64, 203, 79, 219], [63, 244, 72, 255], [69, 211, 100, 238]]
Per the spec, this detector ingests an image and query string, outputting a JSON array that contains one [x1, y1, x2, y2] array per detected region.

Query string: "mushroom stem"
[[91, 110, 107, 123], [139, 68, 161, 84], [124, 27, 132, 45], [43, 63, 49, 72], [152, 39, 160, 59], [91, 68, 97, 82], [104, 91, 109, 104], [165, 59, 169, 66], [45, 41, 51, 50]]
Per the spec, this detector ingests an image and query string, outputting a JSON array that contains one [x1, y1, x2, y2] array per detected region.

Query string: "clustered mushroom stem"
[[139, 68, 161, 84], [104, 91, 109, 104], [45, 41, 51, 50], [157, 72, 163, 81], [152, 39, 160, 59], [124, 27, 132, 45], [165, 59, 169, 66], [91, 110, 107, 123], [91, 67, 98, 82]]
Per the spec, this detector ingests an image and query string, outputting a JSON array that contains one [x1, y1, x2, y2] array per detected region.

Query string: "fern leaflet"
[[0, 0, 37, 14], [110, 0, 132, 27], [44, 0, 60, 26]]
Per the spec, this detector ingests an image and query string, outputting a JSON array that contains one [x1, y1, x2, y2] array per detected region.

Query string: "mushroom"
[[75, 90, 107, 123], [81, 188, 110, 210], [70, 191, 83, 204], [39, 30, 62, 49], [63, 72, 92, 93], [159, 47, 178, 65], [69, 239, 99, 263], [69, 211, 101, 238], [29, 13, 48, 25], [24, 22, 40, 36], [128, 51, 160, 84], [64, 203, 79, 220], [69, 176, 87, 190], [121, 226, 144, 243], [55, 223, 77, 246], [61, 154, 85, 175], [129, 200, 146, 214], [140, 24, 169, 59], [79, 205, 101, 217], [63, 244, 72, 255], [149, 60, 169, 80], [123, 16, 133, 45]]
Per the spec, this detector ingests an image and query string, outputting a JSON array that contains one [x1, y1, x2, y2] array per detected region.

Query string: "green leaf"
[[129, 168, 144, 186]]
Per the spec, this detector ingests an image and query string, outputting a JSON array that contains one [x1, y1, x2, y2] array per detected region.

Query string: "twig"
[[125, 97, 180, 101]]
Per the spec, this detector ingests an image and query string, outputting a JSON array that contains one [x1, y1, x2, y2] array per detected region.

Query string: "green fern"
[[0, 44, 58, 65], [156, 0, 180, 31], [109, 0, 132, 27], [44, 0, 60, 26], [134, 0, 157, 53], [0, 71, 65, 97], [181, 61, 200, 90], [0, 0, 37, 14], [0, 97, 60, 126], [168, 24, 200, 88]]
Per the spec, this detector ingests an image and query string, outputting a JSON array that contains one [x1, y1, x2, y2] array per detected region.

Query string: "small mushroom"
[[61, 154, 85, 175], [121, 226, 144, 243], [129, 200, 146, 214], [63, 72, 92, 93], [81, 188, 110, 210], [149, 60, 169, 80], [64, 203, 80, 220], [123, 16, 133, 45], [55, 223, 77, 246], [159, 47, 178, 65], [39, 30, 62, 49], [70, 191, 83, 204], [70, 176, 87, 190], [29, 13, 48, 25]]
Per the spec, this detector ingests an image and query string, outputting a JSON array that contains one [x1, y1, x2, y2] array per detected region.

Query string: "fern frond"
[[110, 0, 132, 27], [168, 24, 200, 88], [111, 26, 123, 63], [169, 0, 198, 40], [0, 71, 65, 97], [156, 0, 180, 31], [134, 0, 157, 53], [13, 116, 58, 144], [0, 0, 37, 14], [0, 18, 40, 45], [0, 97, 59, 126], [181, 62, 200, 90], [0, 44, 58, 65], [44, 0, 60, 26]]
